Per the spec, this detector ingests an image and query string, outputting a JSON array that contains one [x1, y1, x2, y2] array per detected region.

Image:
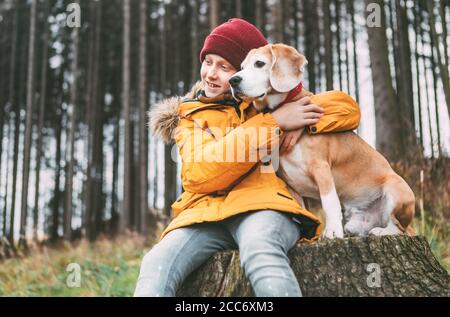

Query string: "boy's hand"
[[280, 129, 304, 154], [271, 97, 324, 131]]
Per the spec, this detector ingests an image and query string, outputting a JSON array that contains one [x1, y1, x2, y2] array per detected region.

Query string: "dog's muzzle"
[[229, 75, 265, 100], [229, 75, 242, 88]]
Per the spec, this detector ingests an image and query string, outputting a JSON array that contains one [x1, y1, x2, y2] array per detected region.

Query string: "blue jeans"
[[134, 210, 302, 297]]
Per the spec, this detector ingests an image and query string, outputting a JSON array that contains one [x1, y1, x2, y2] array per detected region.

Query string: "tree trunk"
[[2, 117, 13, 240], [323, 0, 333, 91], [164, 144, 177, 217], [413, 0, 424, 153], [428, 11, 443, 158], [344, 2, 351, 93], [255, 0, 264, 32], [51, 109, 62, 242], [365, 0, 402, 161], [32, 0, 50, 242], [270, 0, 283, 43], [303, 0, 318, 93], [83, 0, 96, 239], [111, 115, 120, 235], [426, 0, 450, 117], [334, 0, 343, 90], [190, 0, 199, 85], [420, 7, 435, 158], [64, 0, 80, 241], [19, 0, 38, 248], [10, 0, 29, 245], [138, 0, 148, 234], [121, 0, 131, 233], [84, 0, 103, 240], [293, 0, 299, 49], [5, 0, 19, 244], [178, 236, 450, 297], [152, 137, 158, 210], [395, 0, 417, 156], [0, 8, 7, 204], [388, 0, 400, 94], [348, 0, 359, 103], [209, 0, 219, 30], [235, 0, 242, 18], [439, 0, 449, 72]]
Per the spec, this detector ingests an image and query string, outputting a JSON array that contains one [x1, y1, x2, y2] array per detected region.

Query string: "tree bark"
[[64, 0, 80, 241], [255, 0, 264, 33], [85, 0, 103, 240], [395, 0, 417, 155], [426, 0, 450, 117], [347, 0, 359, 103], [121, 0, 131, 233], [178, 236, 449, 297], [33, 0, 50, 242], [0, 7, 7, 206], [190, 0, 199, 86], [235, 0, 242, 18], [334, 0, 343, 91], [439, 0, 449, 72], [19, 0, 38, 248], [50, 108, 62, 242], [5, 0, 19, 244], [270, 0, 283, 43], [2, 120, 12, 239], [413, 0, 424, 153], [303, 0, 318, 93], [420, 7, 435, 159], [428, 10, 443, 158], [209, 0, 219, 30], [323, 0, 333, 91], [365, 0, 402, 161]]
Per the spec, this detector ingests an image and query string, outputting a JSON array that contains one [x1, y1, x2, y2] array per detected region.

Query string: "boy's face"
[[201, 54, 237, 98]]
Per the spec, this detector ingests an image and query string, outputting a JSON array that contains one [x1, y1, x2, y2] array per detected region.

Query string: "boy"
[[135, 18, 360, 297]]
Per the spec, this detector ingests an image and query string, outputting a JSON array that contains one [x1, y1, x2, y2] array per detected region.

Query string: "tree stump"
[[178, 236, 449, 297]]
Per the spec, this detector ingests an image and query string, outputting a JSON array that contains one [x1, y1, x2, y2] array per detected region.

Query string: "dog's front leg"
[[287, 185, 307, 209], [309, 162, 344, 239]]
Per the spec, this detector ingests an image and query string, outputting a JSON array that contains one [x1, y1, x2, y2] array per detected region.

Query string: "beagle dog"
[[229, 43, 415, 239]]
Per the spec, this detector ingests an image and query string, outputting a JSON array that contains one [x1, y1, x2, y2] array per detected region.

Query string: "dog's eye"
[[254, 61, 266, 68]]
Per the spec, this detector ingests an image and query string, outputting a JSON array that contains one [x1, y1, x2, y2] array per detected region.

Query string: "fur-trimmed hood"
[[148, 81, 203, 144], [148, 81, 240, 143]]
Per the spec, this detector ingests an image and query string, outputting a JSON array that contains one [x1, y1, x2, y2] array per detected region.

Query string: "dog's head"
[[229, 43, 308, 111]]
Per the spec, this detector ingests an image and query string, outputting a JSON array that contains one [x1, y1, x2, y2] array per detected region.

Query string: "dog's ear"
[[269, 44, 308, 93]]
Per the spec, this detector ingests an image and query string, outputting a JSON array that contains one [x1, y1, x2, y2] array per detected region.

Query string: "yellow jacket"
[[149, 83, 360, 242]]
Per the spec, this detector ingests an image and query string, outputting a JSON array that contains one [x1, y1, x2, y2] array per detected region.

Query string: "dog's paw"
[[369, 226, 402, 236], [369, 227, 387, 236], [322, 225, 344, 239], [344, 220, 367, 236]]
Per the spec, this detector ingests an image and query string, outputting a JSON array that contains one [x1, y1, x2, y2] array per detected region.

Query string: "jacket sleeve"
[[174, 112, 282, 194], [308, 90, 361, 134]]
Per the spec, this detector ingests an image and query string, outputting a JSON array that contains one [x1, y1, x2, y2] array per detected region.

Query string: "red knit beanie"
[[200, 18, 268, 71]]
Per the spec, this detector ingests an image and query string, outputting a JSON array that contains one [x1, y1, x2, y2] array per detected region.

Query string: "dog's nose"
[[229, 76, 242, 87]]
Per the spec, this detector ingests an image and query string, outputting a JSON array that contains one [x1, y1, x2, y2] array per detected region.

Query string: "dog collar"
[[279, 82, 303, 107]]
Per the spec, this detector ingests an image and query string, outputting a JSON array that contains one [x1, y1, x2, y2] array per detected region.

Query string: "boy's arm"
[[307, 90, 361, 134], [175, 112, 281, 194], [279, 90, 360, 153]]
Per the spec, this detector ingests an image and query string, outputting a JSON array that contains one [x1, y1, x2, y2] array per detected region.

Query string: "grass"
[[0, 233, 156, 296], [412, 212, 450, 272]]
